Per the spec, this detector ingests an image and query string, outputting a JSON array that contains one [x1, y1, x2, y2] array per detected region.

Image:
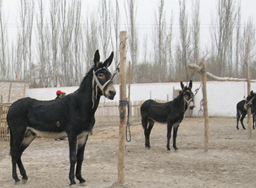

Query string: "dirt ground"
[[1, 117, 256, 188]]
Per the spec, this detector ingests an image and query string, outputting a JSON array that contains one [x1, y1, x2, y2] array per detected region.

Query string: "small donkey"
[[140, 80, 194, 150]]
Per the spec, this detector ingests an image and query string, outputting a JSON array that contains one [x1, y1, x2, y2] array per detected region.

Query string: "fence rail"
[[95, 101, 143, 126], [0, 103, 11, 141]]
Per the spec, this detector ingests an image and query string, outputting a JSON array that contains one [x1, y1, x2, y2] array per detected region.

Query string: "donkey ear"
[[94, 50, 100, 68], [103, 52, 114, 67], [180, 81, 184, 89], [189, 80, 193, 89]]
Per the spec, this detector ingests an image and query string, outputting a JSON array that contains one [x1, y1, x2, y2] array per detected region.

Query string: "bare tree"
[[241, 18, 256, 78], [212, 0, 237, 77], [0, 0, 9, 79], [166, 11, 174, 81], [113, 0, 120, 68], [235, 3, 241, 76], [84, 14, 98, 71], [125, 0, 139, 83], [49, 0, 60, 87], [36, 0, 49, 87], [191, 0, 200, 81], [98, 0, 112, 59], [18, 0, 34, 82], [178, 0, 191, 81], [153, 0, 167, 82]]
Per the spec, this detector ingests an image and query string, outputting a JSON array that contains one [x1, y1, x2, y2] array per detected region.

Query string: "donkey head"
[[244, 90, 256, 109], [93, 50, 116, 100], [180, 80, 194, 102]]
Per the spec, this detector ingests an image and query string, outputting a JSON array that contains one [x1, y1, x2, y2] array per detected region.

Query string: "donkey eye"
[[98, 73, 105, 79]]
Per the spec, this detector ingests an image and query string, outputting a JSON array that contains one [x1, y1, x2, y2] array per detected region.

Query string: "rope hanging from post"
[[119, 99, 131, 142]]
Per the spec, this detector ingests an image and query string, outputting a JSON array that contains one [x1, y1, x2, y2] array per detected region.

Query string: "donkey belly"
[[27, 127, 67, 139], [148, 112, 168, 123]]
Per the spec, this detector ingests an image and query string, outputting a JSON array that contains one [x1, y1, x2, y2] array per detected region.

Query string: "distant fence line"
[[0, 103, 11, 141], [95, 101, 143, 127], [0, 81, 27, 141]]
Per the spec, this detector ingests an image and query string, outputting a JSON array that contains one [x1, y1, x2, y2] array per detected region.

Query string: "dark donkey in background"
[[7, 50, 116, 185], [140, 80, 194, 151], [236, 91, 256, 130], [249, 91, 256, 129]]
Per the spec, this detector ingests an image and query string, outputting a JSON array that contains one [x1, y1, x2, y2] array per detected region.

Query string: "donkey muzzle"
[[104, 84, 116, 100]]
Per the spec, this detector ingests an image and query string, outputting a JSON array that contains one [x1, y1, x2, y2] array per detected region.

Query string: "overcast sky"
[[2, 0, 256, 61]]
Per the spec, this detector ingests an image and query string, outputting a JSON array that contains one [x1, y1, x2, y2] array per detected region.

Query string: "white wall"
[[27, 81, 256, 117]]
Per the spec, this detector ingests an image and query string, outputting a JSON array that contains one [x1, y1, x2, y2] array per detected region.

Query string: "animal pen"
[[0, 81, 27, 141]]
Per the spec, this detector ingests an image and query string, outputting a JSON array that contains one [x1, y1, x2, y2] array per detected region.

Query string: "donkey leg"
[[236, 112, 240, 130], [240, 113, 246, 130], [173, 124, 180, 150], [10, 130, 26, 183], [76, 135, 88, 184], [17, 132, 36, 182], [166, 123, 173, 151], [17, 157, 27, 182], [146, 119, 154, 148], [253, 114, 255, 129], [142, 117, 149, 148], [68, 134, 78, 185], [11, 152, 20, 183]]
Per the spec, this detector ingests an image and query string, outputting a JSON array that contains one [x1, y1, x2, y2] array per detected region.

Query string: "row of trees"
[[0, 0, 255, 87]]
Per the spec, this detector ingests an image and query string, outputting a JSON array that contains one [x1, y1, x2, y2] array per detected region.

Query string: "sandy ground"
[[1, 117, 256, 188]]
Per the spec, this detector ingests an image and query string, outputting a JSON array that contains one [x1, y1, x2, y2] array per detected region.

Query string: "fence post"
[[118, 31, 127, 185], [245, 42, 252, 138], [128, 61, 132, 121], [201, 61, 209, 152]]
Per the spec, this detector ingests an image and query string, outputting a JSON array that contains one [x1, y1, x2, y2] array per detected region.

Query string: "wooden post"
[[118, 31, 127, 184], [128, 61, 132, 122], [201, 61, 209, 152], [245, 42, 252, 138], [8, 82, 12, 102]]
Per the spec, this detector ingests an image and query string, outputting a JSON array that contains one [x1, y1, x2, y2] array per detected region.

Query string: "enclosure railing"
[[0, 103, 11, 141], [95, 101, 144, 127]]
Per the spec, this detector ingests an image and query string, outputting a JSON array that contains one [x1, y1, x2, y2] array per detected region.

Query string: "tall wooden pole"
[[128, 61, 132, 125], [201, 61, 209, 152], [245, 42, 252, 138], [118, 31, 127, 184]]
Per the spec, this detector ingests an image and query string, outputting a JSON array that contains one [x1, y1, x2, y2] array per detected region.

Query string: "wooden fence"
[[95, 101, 143, 127], [0, 103, 11, 141], [0, 81, 28, 141]]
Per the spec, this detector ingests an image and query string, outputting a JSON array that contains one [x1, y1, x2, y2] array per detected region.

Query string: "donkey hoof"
[[79, 178, 86, 184], [14, 179, 21, 185], [22, 178, 28, 184], [80, 181, 87, 187], [22, 175, 28, 183]]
